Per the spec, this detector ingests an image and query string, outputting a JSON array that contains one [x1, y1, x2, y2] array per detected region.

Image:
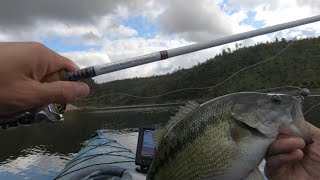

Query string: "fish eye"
[[271, 95, 281, 103]]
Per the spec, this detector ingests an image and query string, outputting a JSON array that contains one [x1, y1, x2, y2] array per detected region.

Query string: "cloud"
[[227, 0, 320, 39], [158, 0, 234, 42], [157, 0, 267, 43], [0, 33, 9, 41], [228, 0, 280, 9], [92, 47, 221, 83], [60, 33, 231, 83], [0, 0, 319, 83], [62, 51, 111, 69], [104, 24, 138, 38], [0, 0, 154, 42], [0, 15, 139, 48], [0, 0, 155, 27], [297, 0, 320, 11], [63, 36, 200, 82], [227, 1, 319, 27]]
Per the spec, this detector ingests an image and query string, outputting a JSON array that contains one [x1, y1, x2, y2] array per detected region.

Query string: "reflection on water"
[[0, 108, 174, 179], [0, 146, 72, 180]]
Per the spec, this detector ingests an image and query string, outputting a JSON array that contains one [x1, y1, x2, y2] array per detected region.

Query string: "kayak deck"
[[55, 130, 145, 180]]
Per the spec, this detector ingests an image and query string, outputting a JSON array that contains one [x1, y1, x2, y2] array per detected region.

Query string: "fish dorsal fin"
[[153, 101, 199, 147]]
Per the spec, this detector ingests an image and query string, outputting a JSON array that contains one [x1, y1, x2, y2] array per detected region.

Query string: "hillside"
[[76, 37, 320, 107]]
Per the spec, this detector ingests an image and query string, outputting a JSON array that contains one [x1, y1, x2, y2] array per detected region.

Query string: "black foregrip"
[[64, 67, 96, 81]]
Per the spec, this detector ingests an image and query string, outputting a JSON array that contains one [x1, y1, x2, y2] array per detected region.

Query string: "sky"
[[0, 0, 319, 83]]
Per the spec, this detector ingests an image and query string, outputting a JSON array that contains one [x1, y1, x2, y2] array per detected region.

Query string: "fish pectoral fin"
[[244, 168, 264, 180]]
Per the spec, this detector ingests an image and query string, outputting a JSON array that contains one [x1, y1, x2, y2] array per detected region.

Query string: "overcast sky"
[[0, 0, 319, 83]]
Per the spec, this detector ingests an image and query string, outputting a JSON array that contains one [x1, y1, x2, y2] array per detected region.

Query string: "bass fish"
[[147, 92, 312, 180]]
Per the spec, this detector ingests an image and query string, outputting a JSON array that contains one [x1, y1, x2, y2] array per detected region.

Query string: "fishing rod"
[[64, 15, 320, 81]]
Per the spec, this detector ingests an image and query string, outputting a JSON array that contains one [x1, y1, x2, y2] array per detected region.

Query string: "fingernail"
[[75, 82, 90, 99]]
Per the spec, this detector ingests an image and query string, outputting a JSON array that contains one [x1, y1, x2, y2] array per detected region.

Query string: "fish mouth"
[[279, 119, 313, 144], [282, 101, 313, 144]]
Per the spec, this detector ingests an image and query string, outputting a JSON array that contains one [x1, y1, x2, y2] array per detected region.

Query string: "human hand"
[[265, 121, 320, 180], [0, 42, 89, 119]]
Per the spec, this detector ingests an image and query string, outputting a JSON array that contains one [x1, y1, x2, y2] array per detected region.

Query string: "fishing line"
[[304, 95, 320, 115], [255, 86, 302, 92], [304, 102, 320, 115], [78, 40, 296, 101], [256, 88, 320, 115], [308, 95, 320, 97]]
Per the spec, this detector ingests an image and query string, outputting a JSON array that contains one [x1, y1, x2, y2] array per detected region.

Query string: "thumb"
[[42, 81, 90, 103]]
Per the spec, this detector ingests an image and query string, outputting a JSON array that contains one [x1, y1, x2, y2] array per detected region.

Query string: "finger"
[[47, 54, 80, 74], [41, 70, 67, 82], [41, 81, 90, 104], [267, 136, 305, 156], [37, 44, 79, 74], [57, 55, 80, 72], [28, 43, 79, 74], [43, 55, 79, 81], [266, 149, 304, 170], [277, 133, 295, 139]]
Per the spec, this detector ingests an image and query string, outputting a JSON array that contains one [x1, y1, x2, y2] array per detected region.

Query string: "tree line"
[[75, 36, 320, 107]]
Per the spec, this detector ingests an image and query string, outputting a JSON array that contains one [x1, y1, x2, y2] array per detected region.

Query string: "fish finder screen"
[[141, 130, 155, 156]]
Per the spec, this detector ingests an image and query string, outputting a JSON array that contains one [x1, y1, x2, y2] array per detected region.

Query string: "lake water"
[[0, 97, 320, 180], [0, 108, 174, 180]]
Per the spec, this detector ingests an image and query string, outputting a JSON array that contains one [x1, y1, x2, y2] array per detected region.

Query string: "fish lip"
[[278, 118, 313, 144], [290, 100, 312, 144]]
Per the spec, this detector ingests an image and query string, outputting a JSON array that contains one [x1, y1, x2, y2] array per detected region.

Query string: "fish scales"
[[147, 92, 312, 180], [148, 95, 240, 179]]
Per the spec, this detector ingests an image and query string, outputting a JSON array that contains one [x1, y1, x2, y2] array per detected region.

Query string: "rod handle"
[[63, 67, 96, 81]]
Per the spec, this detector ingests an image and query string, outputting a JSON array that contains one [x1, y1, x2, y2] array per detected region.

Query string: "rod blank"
[[64, 15, 320, 81]]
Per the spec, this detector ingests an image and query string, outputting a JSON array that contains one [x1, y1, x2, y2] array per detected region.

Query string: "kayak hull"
[[55, 130, 145, 180]]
